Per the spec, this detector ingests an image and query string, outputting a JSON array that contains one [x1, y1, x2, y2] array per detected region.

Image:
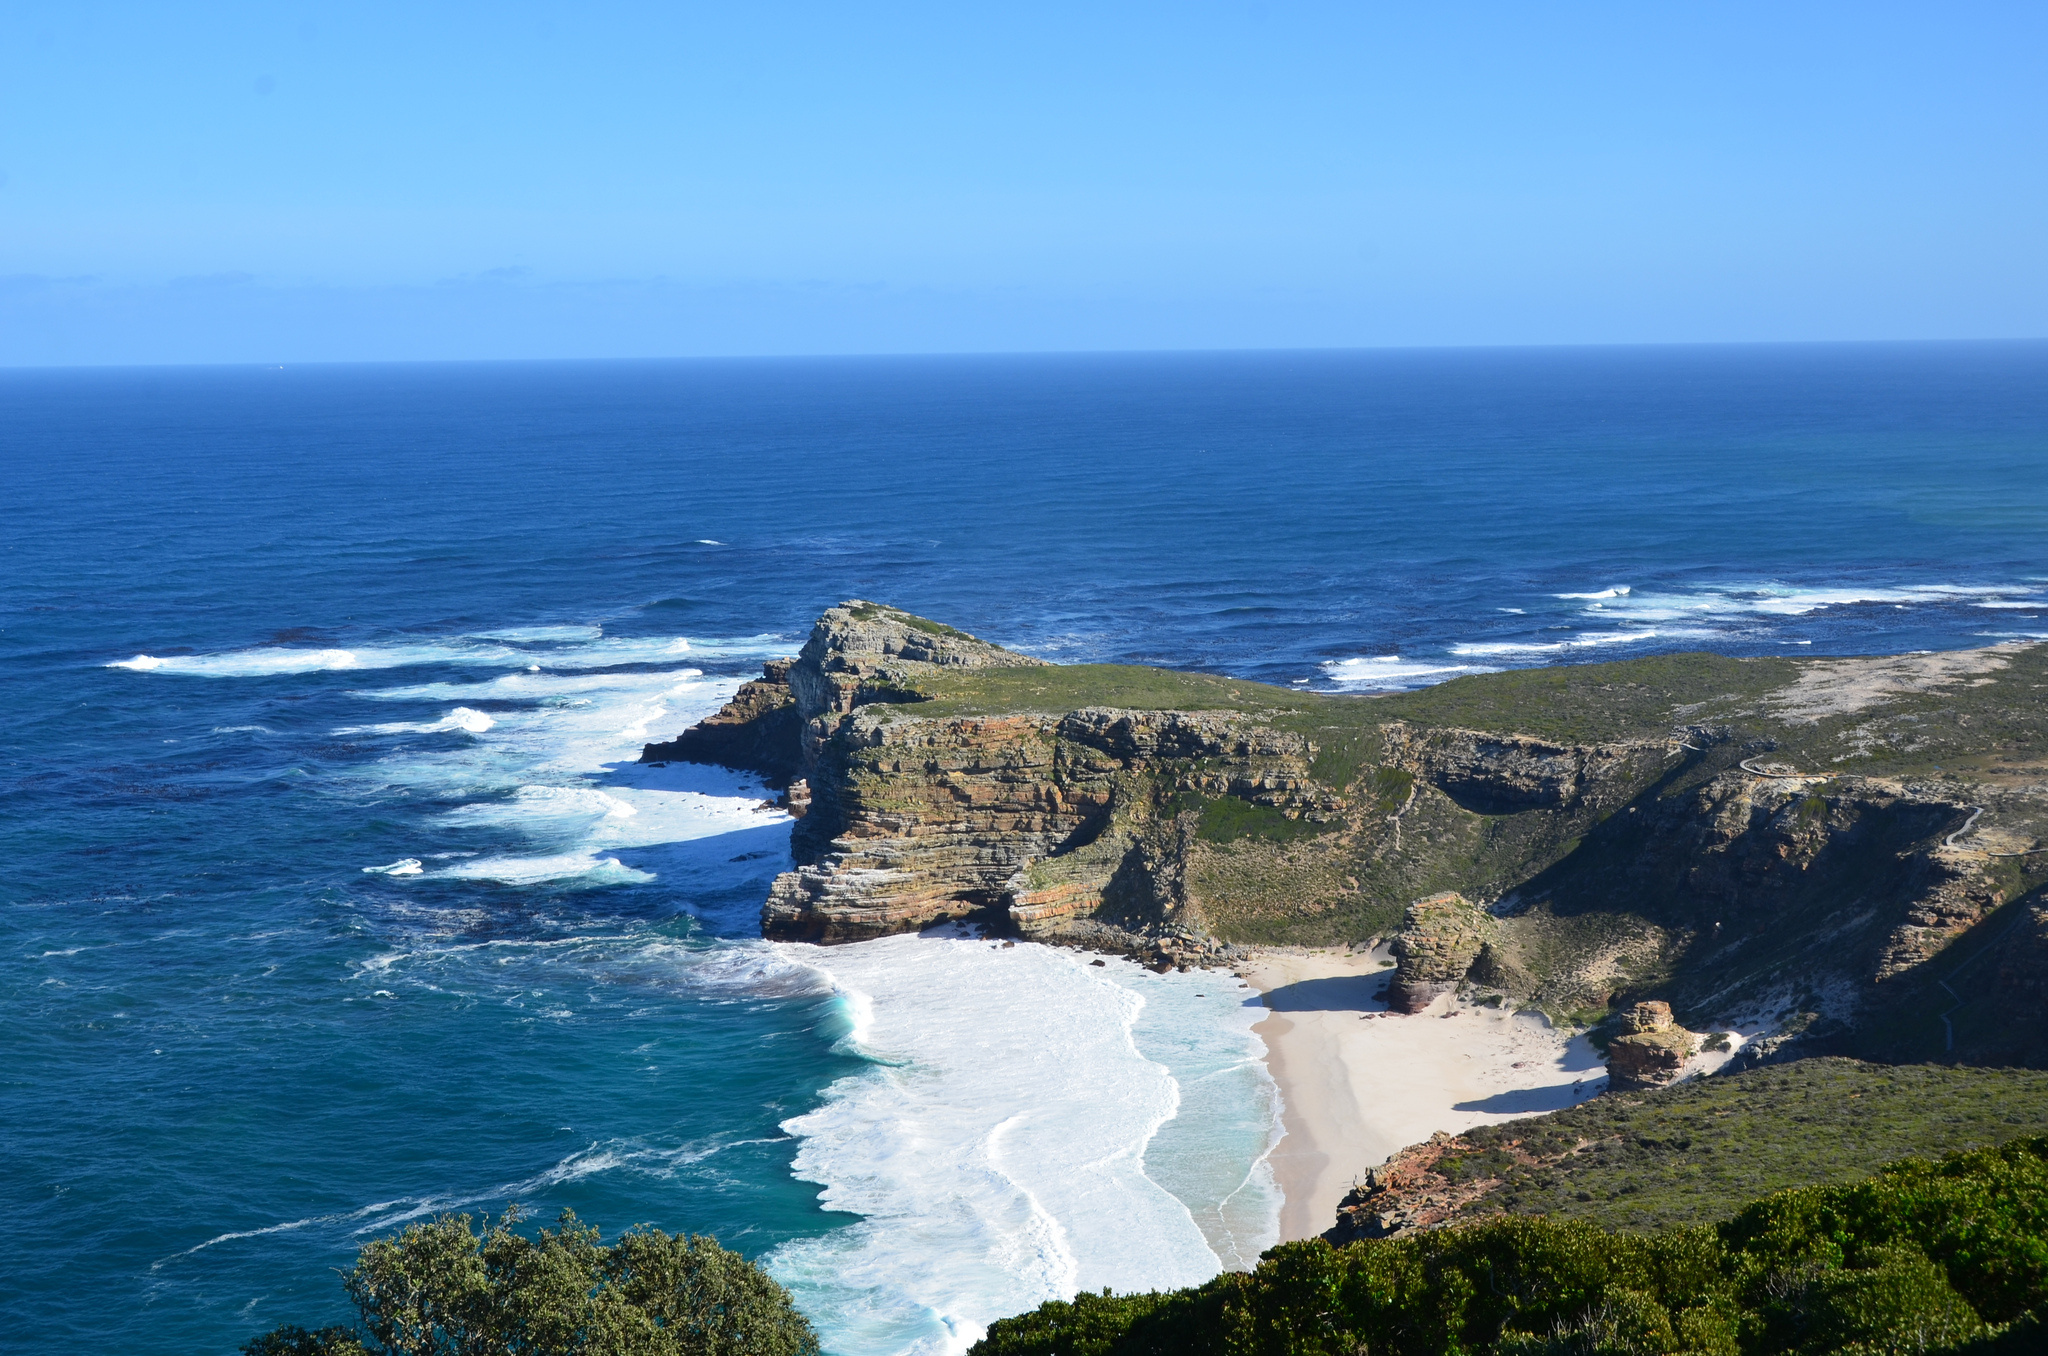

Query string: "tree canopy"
[[242, 1209, 818, 1356]]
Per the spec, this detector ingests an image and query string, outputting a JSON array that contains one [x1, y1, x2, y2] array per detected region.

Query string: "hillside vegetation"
[[974, 1137, 2048, 1356], [1338, 1058, 2048, 1238]]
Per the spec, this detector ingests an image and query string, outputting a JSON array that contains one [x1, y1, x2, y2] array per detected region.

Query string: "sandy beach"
[[1242, 948, 1609, 1242]]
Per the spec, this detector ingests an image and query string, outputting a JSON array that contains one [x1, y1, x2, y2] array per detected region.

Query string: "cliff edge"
[[645, 602, 2048, 1067]]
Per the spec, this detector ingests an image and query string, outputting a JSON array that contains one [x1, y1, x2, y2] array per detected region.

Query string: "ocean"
[[5, 343, 2047, 1354]]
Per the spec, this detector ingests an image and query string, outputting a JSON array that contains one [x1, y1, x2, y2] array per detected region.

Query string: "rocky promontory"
[[1604, 1000, 1699, 1091], [1386, 892, 1497, 1012], [646, 601, 2048, 1067]]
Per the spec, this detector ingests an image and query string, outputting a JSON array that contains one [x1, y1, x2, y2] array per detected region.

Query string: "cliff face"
[[646, 603, 2048, 1065]]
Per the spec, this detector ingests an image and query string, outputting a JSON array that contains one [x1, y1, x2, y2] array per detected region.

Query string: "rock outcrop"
[[640, 603, 2048, 1066], [1387, 892, 1497, 1011], [1604, 1001, 1698, 1090], [761, 702, 1323, 942], [1325, 1131, 1508, 1243], [641, 658, 803, 783]]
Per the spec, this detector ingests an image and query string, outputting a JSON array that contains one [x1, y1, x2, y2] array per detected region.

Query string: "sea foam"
[[107, 629, 789, 679], [1321, 656, 1494, 689], [765, 935, 1279, 1356]]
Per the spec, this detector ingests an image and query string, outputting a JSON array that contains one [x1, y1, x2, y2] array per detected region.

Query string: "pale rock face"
[[1605, 1001, 1698, 1090]]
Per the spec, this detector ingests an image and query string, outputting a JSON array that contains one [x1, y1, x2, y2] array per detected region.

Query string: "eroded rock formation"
[[1604, 1001, 1698, 1090], [1387, 893, 1497, 1012], [1325, 1131, 1509, 1243]]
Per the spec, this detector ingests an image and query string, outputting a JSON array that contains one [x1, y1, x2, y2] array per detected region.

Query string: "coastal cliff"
[[646, 602, 2048, 1066]]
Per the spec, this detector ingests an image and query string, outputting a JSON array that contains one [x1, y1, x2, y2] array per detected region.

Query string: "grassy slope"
[[903, 663, 1319, 719], [899, 643, 2048, 784], [1431, 1057, 2048, 1232], [874, 630, 2048, 1053]]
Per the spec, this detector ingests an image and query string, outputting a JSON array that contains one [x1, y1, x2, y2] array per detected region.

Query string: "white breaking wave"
[[429, 854, 656, 887], [107, 629, 790, 678], [335, 707, 495, 736], [1556, 582, 2040, 623], [765, 934, 1278, 1356], [1555, 586, 1633, 599], [1453, 628, 1673, 656], [1321, 656, 1495, 689], [469, 625, 605, 642], [340, 667, 786, 886]]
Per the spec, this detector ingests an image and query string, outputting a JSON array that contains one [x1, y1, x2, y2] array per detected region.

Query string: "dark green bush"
[[242, 1208, 817, 1356], [973, 1138, 2048, 1356]]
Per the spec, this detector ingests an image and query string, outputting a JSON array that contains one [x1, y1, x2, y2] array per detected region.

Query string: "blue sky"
[[3, 2, 2044, 364]]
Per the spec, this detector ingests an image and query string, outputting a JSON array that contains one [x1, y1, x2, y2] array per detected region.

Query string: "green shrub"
[[242, 1208, 817, 1356], [1196, 795, 1330, 846]]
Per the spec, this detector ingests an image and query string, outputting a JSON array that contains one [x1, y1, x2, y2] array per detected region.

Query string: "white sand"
[[1242, 948, 1609, 1242]]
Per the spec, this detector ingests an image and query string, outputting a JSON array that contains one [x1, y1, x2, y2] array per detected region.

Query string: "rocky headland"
[[646, 601, 2048, 1070]]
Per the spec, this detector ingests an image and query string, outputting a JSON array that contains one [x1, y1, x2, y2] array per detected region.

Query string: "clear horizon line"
[[5, 333, 2047, 375]]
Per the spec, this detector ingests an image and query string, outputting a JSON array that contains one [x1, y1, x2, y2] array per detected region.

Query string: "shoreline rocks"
[[641, 657, 802, 783]]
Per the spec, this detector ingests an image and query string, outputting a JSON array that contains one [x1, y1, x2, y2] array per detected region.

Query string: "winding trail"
[[1738, 757, 1821, 780], [1942, 804, 2046, 857]]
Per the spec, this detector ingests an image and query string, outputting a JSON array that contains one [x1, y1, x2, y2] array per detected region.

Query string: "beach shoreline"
[[1240, 948, 1609, 1242]]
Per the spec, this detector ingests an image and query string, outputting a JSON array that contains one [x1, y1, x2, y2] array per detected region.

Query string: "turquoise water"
[[5, 344, 2048, 1354]]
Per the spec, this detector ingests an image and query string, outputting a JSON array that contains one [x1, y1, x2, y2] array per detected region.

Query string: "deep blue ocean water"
[[5, 343, 2047, 1354]]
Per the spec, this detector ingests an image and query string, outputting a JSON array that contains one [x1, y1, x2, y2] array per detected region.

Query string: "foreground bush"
[[242, 1208, 818, 1356], [974, 1137, 2048, 1356]]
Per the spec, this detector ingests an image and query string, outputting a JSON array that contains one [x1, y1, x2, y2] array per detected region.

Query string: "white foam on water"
[[335, 707, 496, 736], [469, 625, 605, 642], [1321, 656, 1494, 690], [341, 665, 788, 885], [113, 647, 371, 675], [1555, 586, 1632, 599], [362, 859, 424, 876], [107, 630, 789, 679], [1563, 582, 2040, 623], [1452, 629, 1654, 656], [764, 935, 1279, 1356], [430, 854, 656, 887]]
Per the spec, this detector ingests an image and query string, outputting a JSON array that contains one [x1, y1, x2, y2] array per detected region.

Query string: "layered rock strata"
[[1387, 892, 1497, 1012]]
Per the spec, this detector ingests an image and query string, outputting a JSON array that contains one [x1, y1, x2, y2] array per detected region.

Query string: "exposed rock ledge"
[[642, 601, 2048, 1071]]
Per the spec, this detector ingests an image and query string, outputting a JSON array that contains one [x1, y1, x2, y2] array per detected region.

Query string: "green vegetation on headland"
[[897, 642, 2048, 785], [973, 1136, 2048, 1356], [241, 1209, 816, 1356], [907, 663, 1317, 720], [1387, 1058, 2048, 1235], [705, 603, 2048, 1070]]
